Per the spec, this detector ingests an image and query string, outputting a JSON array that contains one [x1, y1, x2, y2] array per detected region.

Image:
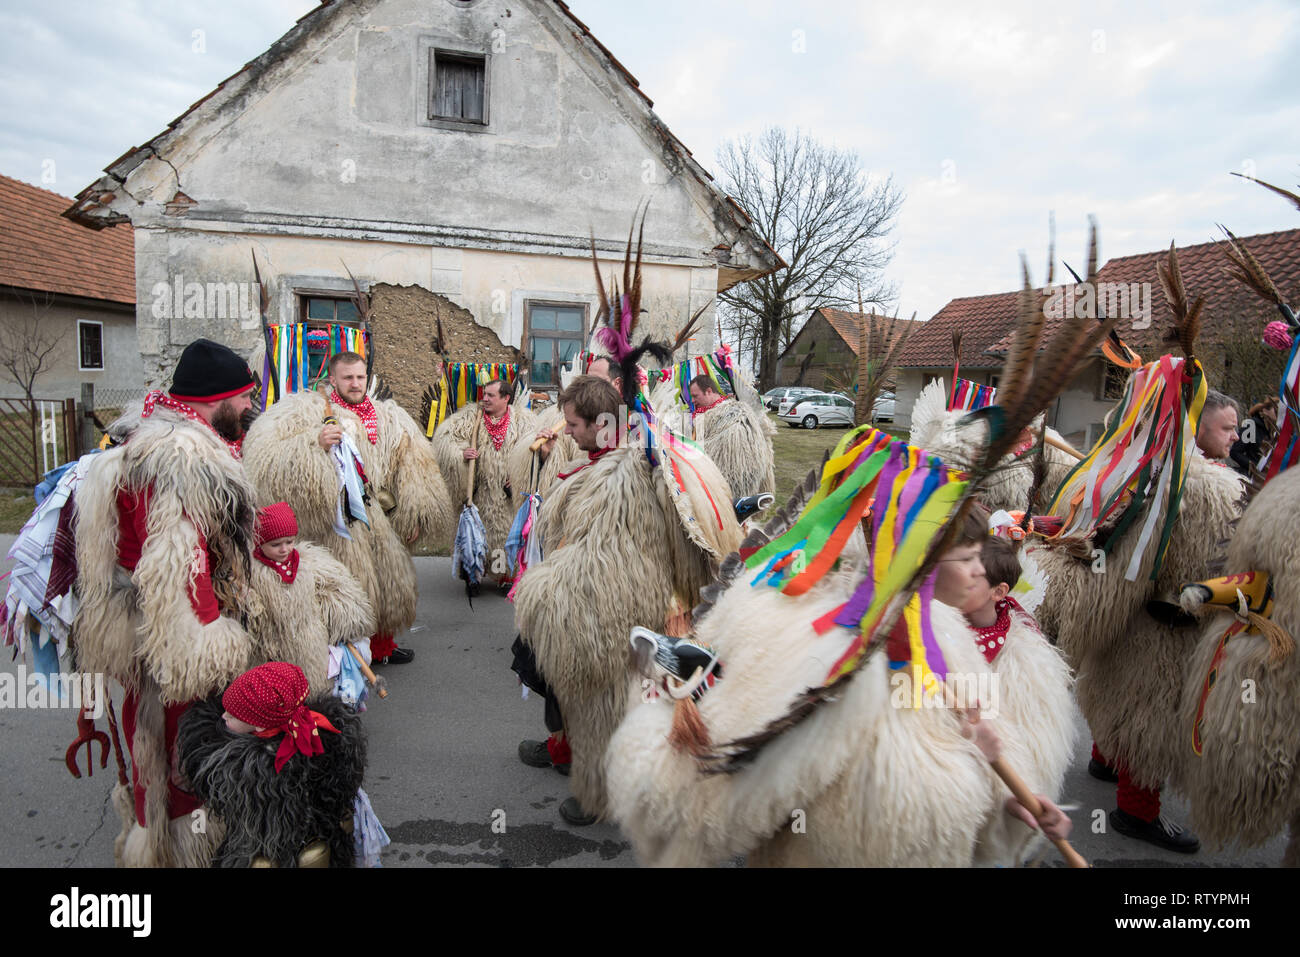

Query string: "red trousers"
[[1092, 742, 1161, 822]]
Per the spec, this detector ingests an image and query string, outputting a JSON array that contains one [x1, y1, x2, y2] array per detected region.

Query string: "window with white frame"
[[77, 320, 103, 371]]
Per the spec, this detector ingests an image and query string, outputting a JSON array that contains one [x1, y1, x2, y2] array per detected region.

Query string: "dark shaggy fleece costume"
[[177, 695, 365, 868]]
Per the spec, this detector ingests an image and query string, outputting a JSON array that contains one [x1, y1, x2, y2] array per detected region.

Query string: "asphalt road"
[[0, 537, 1288, 868]]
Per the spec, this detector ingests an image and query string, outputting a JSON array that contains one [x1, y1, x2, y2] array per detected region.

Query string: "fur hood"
[[177, 695, 366, 867]]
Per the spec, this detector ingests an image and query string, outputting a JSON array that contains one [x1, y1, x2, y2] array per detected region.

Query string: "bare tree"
[[0, 290, 62, 402], [716, 127, 903, 391], [0, 290, 64, 465]]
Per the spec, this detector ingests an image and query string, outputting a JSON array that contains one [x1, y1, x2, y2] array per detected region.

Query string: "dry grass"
[[0, 491, 35, 534], [768, 413, 905, 504]]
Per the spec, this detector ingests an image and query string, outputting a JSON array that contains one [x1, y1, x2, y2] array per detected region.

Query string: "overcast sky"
[[2, 0, 1296, 322]]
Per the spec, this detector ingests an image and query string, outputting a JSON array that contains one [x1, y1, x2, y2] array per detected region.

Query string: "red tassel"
[[668, 696, 711, 756]]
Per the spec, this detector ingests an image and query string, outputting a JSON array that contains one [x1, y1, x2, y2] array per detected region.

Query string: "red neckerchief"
[[141, 390, 242, 459], [330, 390, 378, 444], [255, 547, 300, 584], [558, 445, 613, 480], [694, 394, 728, 414], [484, 407, 511, 452], [971, 596, 1036, 663], [251, 702, 339, 774]]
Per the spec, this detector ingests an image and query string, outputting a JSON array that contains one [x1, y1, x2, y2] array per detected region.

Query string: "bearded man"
[[242, 351, 451, 665], [74, 338, 260, 867], [433, 378, 536, 584]]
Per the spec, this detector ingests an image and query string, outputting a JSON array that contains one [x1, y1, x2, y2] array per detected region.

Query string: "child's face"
[[933, 543, 986, 608], [222, 711, 260, 734], [259, 536, 295, 562], [960, 576, 1008, 617]]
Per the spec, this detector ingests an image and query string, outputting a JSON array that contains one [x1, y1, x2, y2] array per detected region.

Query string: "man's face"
[[481, 382, 509, 417], [563, 401, 603, 453], [211, 392, 253, 441], [1197, 405, 1239, 460], [329, 360, 368, 404], [689, 383, 719, 409], [589, 358, 623, 393], [933, 543, 986, 609]]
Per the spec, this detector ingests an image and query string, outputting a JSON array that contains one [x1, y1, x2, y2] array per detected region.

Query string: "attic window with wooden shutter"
[[430, 50, 487, 125]]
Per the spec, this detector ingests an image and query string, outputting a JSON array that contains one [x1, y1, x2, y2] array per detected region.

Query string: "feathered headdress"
[[1045, 237, 1208, 579], [689, 221, 1118, 768], [590, 202, 672, 410]]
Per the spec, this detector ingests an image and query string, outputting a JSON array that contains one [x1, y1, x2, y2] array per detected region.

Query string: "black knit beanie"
[[169, 338, 256, 402]]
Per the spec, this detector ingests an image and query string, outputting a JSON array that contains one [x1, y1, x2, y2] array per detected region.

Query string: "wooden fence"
[[0, 397, 80, 487]]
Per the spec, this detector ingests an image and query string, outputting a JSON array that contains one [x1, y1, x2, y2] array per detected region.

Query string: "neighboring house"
[[64, 0, 781, 410], [895, 227, 1300, 447], [775, 307, 920, 393], [0, 173, 141, 400]]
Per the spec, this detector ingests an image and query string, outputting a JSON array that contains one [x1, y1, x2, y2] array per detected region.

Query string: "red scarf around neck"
[[255, 547, 300, 584], [484, 407, 510, 452], [330, 390, 378, 444], [558, 445, 613, 480], [142, 391, 242, 458]]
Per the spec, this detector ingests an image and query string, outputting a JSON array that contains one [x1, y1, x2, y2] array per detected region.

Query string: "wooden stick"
[[347, 642, 388, 699], [466, 414, 483, 506], [1045, 433, 1084, 460], [990, 756, 1089, 868], [529, 427, 559, 453], [938, 677, 1088, 868]]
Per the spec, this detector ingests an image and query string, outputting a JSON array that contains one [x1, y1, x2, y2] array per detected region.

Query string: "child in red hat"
[[247, 502, 377, 700], [178, 661, 389, 866]]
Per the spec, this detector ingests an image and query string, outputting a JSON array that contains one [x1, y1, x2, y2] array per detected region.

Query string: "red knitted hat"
[[255, 502, 298, 545]]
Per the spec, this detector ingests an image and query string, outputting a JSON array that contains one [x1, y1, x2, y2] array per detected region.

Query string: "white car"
[[779, 393, 856, 428], [763, 386, 820, 411]]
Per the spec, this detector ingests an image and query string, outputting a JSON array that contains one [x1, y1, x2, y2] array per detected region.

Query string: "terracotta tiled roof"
[[0, 173, 134, 304], [813, 307, 923, 356], [984, 227, 1300, 360], [895, 291, 1024, 369]]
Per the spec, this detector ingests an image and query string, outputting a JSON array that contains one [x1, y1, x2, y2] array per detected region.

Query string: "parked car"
[[762, 386, 820, 412], [778, 390, 826, 416], [871, 391, 896, 424], [779, 393, 856, 429]]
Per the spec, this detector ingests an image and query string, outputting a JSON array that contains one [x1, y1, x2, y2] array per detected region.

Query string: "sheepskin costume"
[[507, 403, 581, 504], [177, 694, 365, 867], [1033, 452, 1243, 789], [690, 398, 778, 500], [73, 400, 256, 868], [247, 541, 376, 697], [514, 444, 741, 819], [1173, 464, 1300, 862], [605, 541, 1062, 867], [241, 390, 451, 641], [909, 379, 1079, 514], [433, 401, 539, 561]]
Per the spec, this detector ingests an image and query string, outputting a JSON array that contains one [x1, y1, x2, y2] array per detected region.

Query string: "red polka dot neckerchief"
[[483, 407, 511, 452], [330, 390, 379, 445], [254, 547, 300, 584], [971, 596, 1036, 663], [141, 390, 242, 459]]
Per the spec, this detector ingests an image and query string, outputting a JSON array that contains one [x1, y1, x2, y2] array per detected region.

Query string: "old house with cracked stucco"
[[62, 0, 780, 412]]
